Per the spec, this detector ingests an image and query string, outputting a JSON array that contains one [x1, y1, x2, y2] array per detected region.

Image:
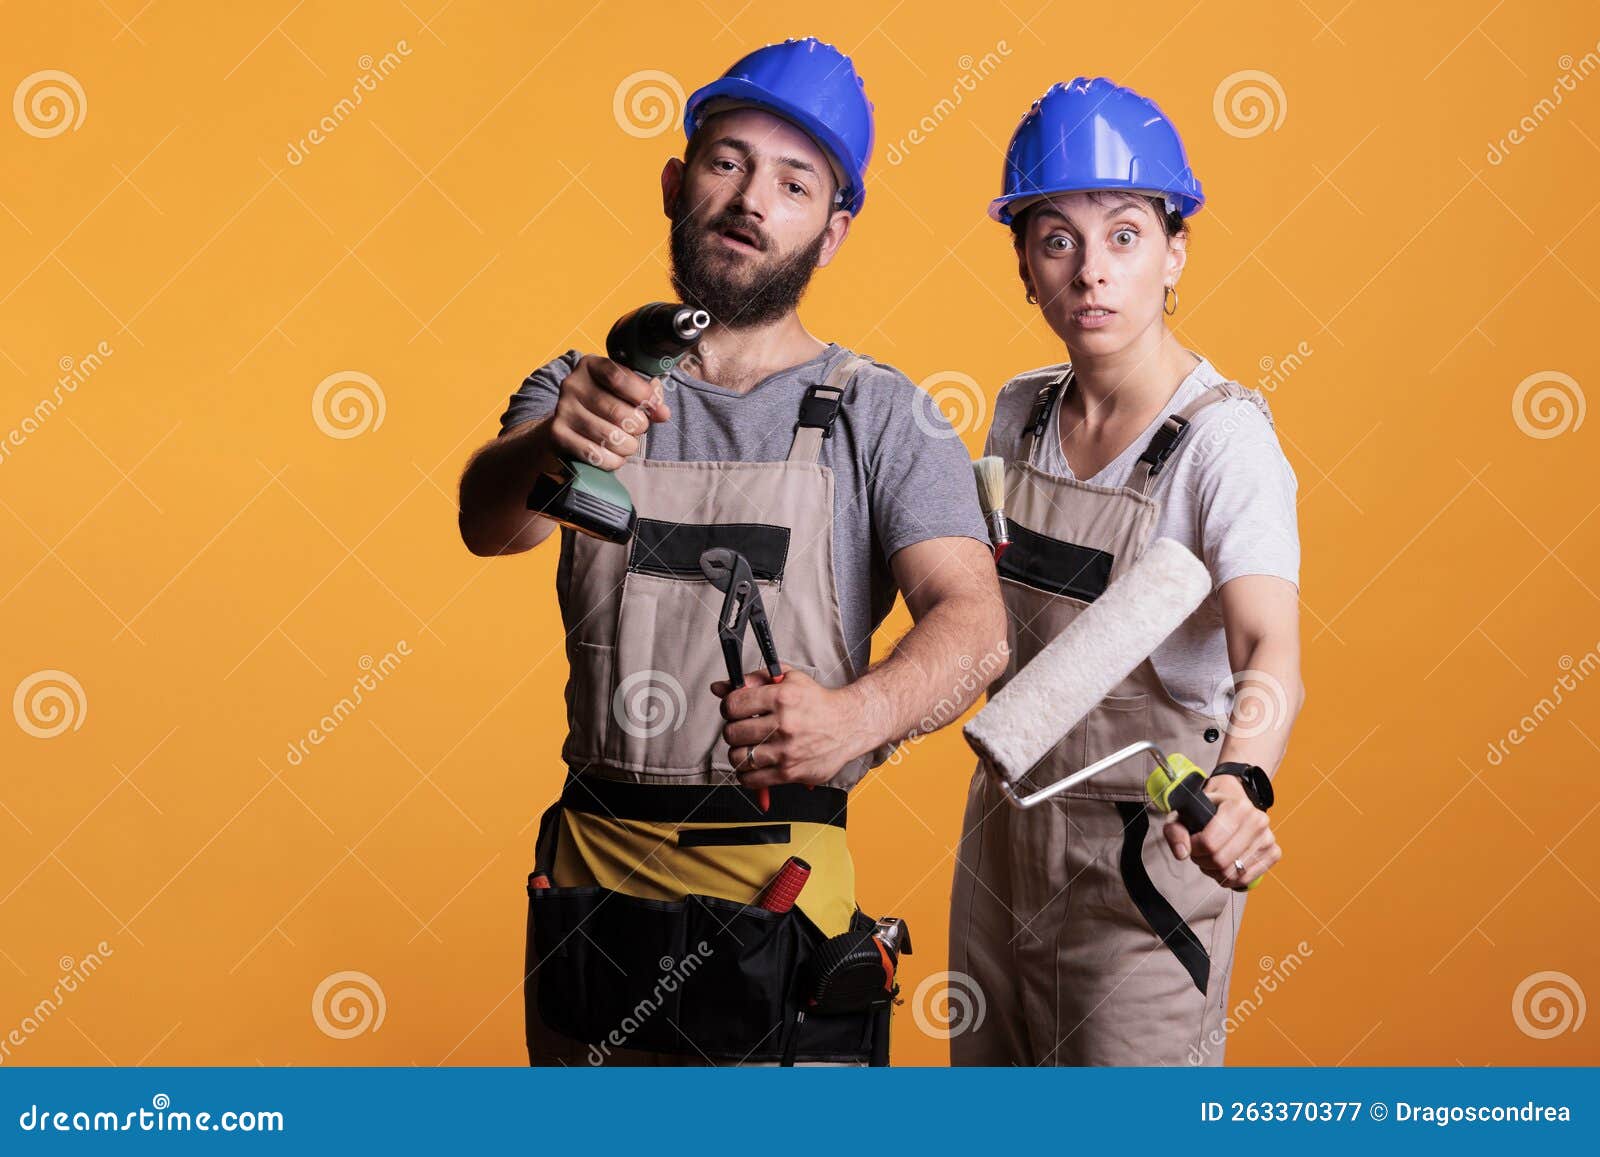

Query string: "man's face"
[[664, 107, 851, 328]]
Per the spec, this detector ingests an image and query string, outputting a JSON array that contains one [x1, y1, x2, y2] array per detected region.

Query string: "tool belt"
[[526, 776, 905, 1064]]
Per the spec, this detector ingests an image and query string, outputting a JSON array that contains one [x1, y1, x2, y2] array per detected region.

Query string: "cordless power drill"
[[526, 302, 711, 543]]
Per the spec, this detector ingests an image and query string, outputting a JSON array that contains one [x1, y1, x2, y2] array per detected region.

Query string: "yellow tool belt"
[[549, 775, 856, 937], [526, 776, 886, 1064]]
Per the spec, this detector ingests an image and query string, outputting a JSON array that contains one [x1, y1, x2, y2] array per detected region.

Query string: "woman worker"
[[949, 77, 1306, 1066]]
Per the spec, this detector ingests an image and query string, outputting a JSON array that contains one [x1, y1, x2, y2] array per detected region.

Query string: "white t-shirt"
[[985, 355, 1300, 718]]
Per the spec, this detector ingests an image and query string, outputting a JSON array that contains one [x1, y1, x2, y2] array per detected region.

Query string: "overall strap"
[[787, 354, 870, 464], [1020, 368, 1073, 465], [1127, 383, 1240, 498]]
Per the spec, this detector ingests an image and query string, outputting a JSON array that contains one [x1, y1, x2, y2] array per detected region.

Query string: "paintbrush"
[[972, 456, 1010, 562]]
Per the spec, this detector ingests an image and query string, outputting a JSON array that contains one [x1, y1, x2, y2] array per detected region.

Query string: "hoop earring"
[[1026, 290, 1039, 305], [1163, 285, 1178, 316]]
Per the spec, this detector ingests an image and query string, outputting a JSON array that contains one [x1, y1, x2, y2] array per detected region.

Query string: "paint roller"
[[964, 537, 1223, 819]]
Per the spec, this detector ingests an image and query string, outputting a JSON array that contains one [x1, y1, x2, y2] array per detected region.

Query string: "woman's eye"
[[1113, 229, 1137, 245], [1044, 234, 1073, 251]]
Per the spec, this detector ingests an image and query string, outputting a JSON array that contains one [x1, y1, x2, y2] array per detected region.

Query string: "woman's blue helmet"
[[685, 37, 875, 215], [990, 77, 1204, 225]]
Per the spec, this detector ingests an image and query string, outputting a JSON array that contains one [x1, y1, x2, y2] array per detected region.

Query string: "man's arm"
[[716, 535, 1007, 786], [457, 356, 671, 556], [457, 417, 562, 556]]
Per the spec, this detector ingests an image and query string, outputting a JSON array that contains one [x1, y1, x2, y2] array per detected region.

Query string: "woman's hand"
[[1162, 774, 1281, 889]]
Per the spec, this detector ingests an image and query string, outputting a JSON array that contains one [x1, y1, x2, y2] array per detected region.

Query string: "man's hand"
[[542, 354, 672, 473], [1163, 773, 1281, 889], [711, 664, 871, 789], [458, 356, 672, 557]]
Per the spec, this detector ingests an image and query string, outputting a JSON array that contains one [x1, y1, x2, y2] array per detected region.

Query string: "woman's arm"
[[1215, 573, 1305, 776], [1165, 573, 1305, 887]]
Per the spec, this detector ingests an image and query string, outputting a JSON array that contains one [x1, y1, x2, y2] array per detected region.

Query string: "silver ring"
[[1233, 858, 1246, 874], [750, 743, 761, 768]]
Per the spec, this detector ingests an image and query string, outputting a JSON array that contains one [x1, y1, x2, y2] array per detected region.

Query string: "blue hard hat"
[[989, 77, 1204, 225], [685, 37, 875, 215]]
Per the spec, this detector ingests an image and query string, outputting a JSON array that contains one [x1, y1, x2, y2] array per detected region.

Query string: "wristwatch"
[[1210, 762, 1274, 811]]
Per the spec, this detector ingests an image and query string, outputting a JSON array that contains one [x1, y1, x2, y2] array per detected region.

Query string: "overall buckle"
[[797, 385, 842, 439], [1138, 415, 1191, 477]]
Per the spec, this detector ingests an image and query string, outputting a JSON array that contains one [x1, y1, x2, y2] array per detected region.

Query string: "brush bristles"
[[972, 456, 1007, 509]]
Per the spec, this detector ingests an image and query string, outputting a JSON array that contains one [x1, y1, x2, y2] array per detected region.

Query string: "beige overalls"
[[949, 366, 1273, 1066], [525, 354, 897, 1066]]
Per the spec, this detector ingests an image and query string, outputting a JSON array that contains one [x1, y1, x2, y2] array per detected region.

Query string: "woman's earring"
[[1163, 285, 1179, 316], [1026, 289, 1039, 305]]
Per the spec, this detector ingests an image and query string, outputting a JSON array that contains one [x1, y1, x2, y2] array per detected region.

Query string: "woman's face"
[[1015, 192, 1186, 356]]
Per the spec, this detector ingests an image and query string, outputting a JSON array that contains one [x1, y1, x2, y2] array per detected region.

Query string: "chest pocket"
[[627, 519, 792, 586]]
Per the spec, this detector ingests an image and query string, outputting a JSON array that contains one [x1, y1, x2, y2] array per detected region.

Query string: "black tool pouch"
[[523, 802, 889, 1064]]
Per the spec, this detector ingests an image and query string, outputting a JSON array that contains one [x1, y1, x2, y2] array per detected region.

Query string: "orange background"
[[2, 0, 1597, 1066]]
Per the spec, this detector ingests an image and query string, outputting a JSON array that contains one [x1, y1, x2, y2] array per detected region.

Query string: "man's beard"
[[668, 199, 828, 328]]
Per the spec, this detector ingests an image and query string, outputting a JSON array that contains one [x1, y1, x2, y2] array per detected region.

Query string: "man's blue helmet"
[[685, 37, 875, 215]]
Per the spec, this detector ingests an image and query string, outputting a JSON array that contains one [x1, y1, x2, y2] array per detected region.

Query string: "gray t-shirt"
[[500, 343, 991, 676], [985, 355, 1301, 718]]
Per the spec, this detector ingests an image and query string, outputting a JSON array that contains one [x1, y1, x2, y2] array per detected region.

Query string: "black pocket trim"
[[1114, 802, 1210, 995], [996, 522, 1114, 601], [627, 519, 791, 581], [677, 823, 792, 849]]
